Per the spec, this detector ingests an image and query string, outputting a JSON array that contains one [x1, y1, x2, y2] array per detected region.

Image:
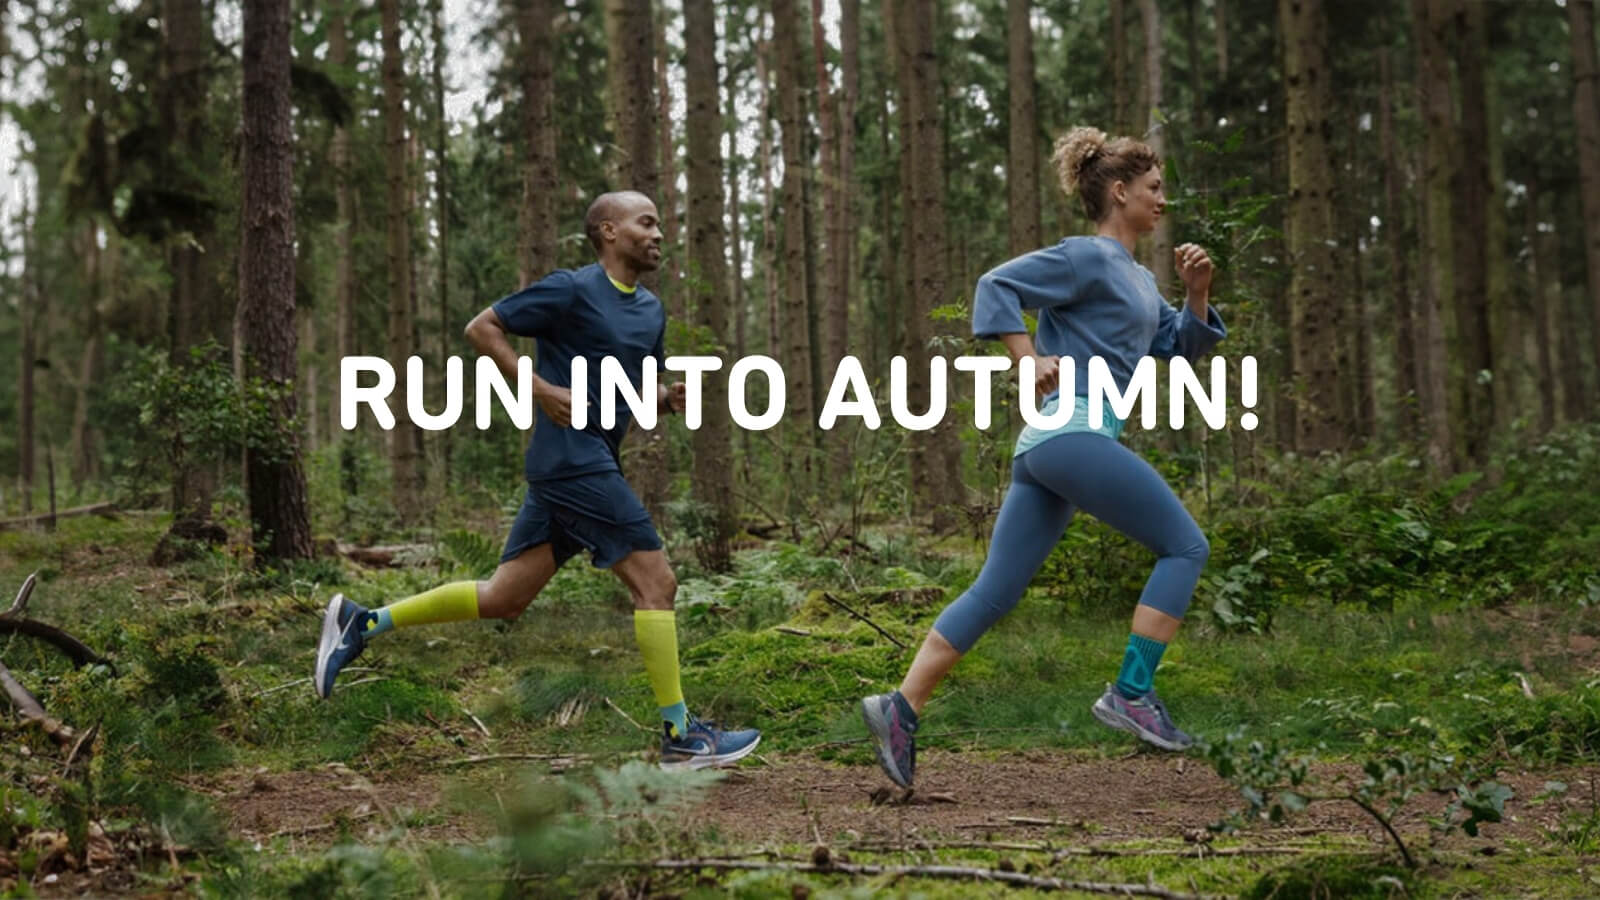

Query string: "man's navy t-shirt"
[[491, 263, 666, 483]]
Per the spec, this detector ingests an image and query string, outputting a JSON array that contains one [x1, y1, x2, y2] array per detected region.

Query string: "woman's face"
[[1112, 166, 1166, 233]]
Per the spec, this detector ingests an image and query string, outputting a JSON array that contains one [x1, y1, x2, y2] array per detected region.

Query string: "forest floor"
[[2, 511, 1597, 898]]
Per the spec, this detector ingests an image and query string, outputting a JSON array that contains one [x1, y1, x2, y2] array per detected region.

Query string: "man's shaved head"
[[585, 191, 655, 253]]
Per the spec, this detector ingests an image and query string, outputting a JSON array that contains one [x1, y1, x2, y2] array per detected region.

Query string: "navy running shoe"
[[860, 691, 918, 788], [314, 593, 370, 699], [659, 716, 762, 771]]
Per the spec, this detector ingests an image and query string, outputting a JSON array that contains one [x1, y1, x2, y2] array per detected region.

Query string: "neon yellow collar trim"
[[607, 273, 637, 294]]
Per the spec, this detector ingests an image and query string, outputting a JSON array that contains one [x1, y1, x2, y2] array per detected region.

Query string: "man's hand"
[[1175, 243, 1214, 299], [1032, 354, 1061, 395], [536, 382, 574, 427], [667, 381, 688, 414]]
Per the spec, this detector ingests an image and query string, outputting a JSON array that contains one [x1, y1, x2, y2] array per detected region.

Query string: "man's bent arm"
[[464, 307, 557, 396]]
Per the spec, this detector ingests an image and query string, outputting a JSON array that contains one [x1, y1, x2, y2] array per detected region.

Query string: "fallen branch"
[[0, 501, 117, 532], [464, 707, 491, 738], [774, 626, 812, 636], [0, 659, 74, 746], [850, 839, 1314, 858], [0, 573, 115, 671], [604, 696, 653, 734], [441, 753, 590, 767], [820, 592, 907, 650], [585, 858, 1223, 899]]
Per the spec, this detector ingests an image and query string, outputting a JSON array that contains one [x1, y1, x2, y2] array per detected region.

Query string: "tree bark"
[[891, 0, 963, 529], [329, 3, 356, 414], [381, 0, 423, 516], [516, 0, 559, 283], [1280, 0, 1342, 452], [773, 0, 816, 476], [163, 0, 224, 528], [1411, 0, 1455, 467], [1525, 178, 1556, 433], [812, 0, 846, 375], [18, 202, 35, 514], [603, 0, 667, 521], [241, 0, 312, 561], [1008, 0, 1042, 256], [1451, 0, 1493, 461], [1111, 0, 1129, 136], [1378, 46, 1419, 438], [1214, 0, 1229, 79], [683, 0, 735, 572], [1569, 0, 1600, 404], [656, 7, 682, 296], [758, 23, 779, 358]]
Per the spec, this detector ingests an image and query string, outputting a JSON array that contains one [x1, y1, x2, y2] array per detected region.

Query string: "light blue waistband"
[[1013, 393, 1125, 457]]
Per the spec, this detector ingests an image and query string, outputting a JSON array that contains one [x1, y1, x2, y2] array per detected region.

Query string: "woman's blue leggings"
[[932, 432, 1210, 653]]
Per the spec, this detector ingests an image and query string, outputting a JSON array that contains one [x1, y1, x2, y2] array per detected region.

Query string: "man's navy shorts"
[[500, 471, 663, 569]]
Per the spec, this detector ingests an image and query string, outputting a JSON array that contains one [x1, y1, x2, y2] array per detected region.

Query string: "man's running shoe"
[[659, 716, 762, 770], [314, 594, 370, 699]]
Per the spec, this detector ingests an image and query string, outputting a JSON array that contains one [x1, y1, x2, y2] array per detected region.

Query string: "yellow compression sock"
[[633, 610, 688, 736], [374, 581, 481, 633]]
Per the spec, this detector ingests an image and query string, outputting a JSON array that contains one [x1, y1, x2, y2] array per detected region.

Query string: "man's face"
[[604, 197, 664, 271]]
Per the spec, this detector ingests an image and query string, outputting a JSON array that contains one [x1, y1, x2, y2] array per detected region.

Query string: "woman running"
[[860, 126, 1227, 788]]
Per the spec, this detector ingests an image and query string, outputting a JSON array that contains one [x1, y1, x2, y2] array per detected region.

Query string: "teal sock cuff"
[[363, 607, 394, 639], [1115, 633, 1167, 699], [661, 701, 688, 739]]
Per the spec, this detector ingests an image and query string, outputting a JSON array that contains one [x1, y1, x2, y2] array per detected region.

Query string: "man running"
[[315, 190, 760, 771]]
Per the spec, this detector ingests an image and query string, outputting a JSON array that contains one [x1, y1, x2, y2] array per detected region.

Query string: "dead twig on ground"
[[604, 696, 653, 733], [0, 658, 74, 746], [440, 753, 591, 767], [820, 592, 907, 649], [849, 838, 1321, 858], [0, 573, 114, 670]]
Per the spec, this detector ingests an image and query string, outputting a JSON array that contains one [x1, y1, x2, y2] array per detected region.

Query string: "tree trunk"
[[840, 0, 860, 352], [603, 0, 668, 521], [516, 0, 559, 283], [1111, 0, 1129, 136], [329, 3, 356, 412], [1138, 0, 1174, 295], [431, 0, 451, 481], [1007, 0, 1042, 256], [683, 0, 735, 572], [1185, 0, 1204, 130], [758, 23, 779, 358], [892, 0, 963, 529], [725, 8, 747, 362], [241, 0, 312, 562], [1526, 178, 1557, 433], [1412, 0, 1455, 467], [381, 0, 422, 516], [17, 205, 35, 514], [1214, 0, 1228, 80], [656, 7, 681, 296], [1451, 0, 1493, 461], [1570, 0, 1600, 400], [1379, 45, 1419, 438], [812, 0, 846, 375], [773, 0, 815, 479], [1343, 113, 1374, 439], [163, 0, 224, 529], [1280, 0, 1341, 452], [72, 227, 109, 485]]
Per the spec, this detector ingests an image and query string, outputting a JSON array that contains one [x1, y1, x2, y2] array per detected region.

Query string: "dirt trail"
[[218, 750, 1587, 854]]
